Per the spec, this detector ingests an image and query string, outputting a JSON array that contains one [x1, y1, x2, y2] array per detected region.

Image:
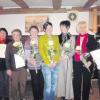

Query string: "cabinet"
[[89, 9, 97, 33], [97, 15, 100, 28]]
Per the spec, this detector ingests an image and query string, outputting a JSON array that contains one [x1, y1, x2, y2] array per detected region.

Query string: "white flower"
[[30, 40, 35, 45], [76, 46, 81, 51], [48, 40, 54, 46], [13, 42, 21, 47], [13, 42, 23, 57], [64, 42, 71, 49], [98, 40, 100, 43]]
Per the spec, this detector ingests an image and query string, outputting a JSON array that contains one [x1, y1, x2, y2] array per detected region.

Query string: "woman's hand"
[[29, 58, 36, 66], [75, 50, 80, 54], [6, 69, 12, 77], [48, 61, 56, 68], [75, 46, 81, 54]]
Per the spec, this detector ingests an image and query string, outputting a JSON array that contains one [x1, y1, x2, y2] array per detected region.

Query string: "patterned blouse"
[[24, 37, 42, 70]]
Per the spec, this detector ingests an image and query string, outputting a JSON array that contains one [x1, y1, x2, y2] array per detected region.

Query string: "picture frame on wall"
[[25, 15, 49, 35]]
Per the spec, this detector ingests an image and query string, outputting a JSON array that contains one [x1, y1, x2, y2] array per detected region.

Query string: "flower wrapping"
[[13, 42, 23, 56], [30, 40, 37, 58], [48, 40, 56, 62]]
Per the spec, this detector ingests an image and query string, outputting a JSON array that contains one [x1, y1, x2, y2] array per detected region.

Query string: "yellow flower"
[[31, 40, 35, 45], [13, 42, 21, 47], [48, 40, 54, 46]]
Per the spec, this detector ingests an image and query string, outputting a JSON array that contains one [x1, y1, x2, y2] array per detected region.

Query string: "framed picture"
[[25, 16, 49, 35]]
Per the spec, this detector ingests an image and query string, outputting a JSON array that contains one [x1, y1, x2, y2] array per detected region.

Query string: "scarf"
[[0, 38, 5, 44], [74, 33, 88, 62]]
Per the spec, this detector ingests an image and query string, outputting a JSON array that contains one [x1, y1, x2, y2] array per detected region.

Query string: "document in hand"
[[14, 54, 25, 69], [0, 44, 6, 58], [90, 49, 100, 70]]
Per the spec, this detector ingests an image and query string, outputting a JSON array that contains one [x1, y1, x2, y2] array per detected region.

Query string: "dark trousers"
[[30, 69, 44, 100], [0, 71, 9, 97], [73, 61, 91, 100]]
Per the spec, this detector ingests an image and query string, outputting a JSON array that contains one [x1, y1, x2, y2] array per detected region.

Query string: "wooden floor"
[[89, 79, 100, 100], [25, 79, 100, 100]]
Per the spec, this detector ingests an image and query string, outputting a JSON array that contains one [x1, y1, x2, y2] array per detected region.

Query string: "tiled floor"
[[25, 80, 100, 100]]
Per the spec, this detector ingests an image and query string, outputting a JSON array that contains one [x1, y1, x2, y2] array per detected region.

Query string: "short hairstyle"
[[11, 29, 22, 36], [60, 20, 71, 28], [0, 28, 8, 36], [78, 21, 87, 26], [43, 22, 52, 30], [29, 25, 39, 32], [77, 21, 87, 32]]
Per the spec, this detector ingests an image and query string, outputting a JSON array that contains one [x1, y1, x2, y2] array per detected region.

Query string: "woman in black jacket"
[[73, 21, 97, 100], [0, 28, 9, 100], [95, 27, 100, 92]]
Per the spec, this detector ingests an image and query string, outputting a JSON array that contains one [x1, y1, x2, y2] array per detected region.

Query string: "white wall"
[[0, 12, 89, 35]]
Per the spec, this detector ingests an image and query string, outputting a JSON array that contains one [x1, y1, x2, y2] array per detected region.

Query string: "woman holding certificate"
[[0, 28, 9, 100], [6, 29, 27, 100], [39, 22, 60, 100], [73, 21, 97, 100], [24, 26, 44, 100]]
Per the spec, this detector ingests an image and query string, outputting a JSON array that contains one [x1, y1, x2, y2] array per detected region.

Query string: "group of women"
[[0, 20, 98, 100]]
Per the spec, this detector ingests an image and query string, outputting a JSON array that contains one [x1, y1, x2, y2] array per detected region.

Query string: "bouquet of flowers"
[[30, 40, 38, 73], [48, 39, 57, 63], [81, 53, 91, 72], [63, 41, 71, 53], [13, 42, 23, 57], [30, 40, 37, 58], [75, 46, 91, 71]]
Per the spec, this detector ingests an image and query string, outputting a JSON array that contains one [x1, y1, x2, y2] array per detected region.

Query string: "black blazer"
[[5, 41, 25, 70], [85, 34, 97, 52], [59, 33, 72, 45], [75, 34, 97, 52]]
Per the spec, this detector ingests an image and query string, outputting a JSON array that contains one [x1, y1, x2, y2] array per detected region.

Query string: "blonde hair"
[[76, 21, 88, 33], [78, 21, 87, 26]]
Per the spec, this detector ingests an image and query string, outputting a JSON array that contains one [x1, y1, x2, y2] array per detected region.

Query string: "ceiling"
[[0, 0, 100, 14]]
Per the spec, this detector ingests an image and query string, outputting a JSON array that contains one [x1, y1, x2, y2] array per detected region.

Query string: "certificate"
[[90, 49, 100, 70], [14, 54, 25, 69], [0, 44, 6, 58]]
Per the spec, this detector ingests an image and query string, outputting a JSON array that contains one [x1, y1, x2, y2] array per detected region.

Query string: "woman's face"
[[78, 24, 87, 34], [45, 25, 53, 35], [12, 31, 21, 42], [60, 25, 69, 34], [30, 28, 38, 38], [0, 30, 6, 40]]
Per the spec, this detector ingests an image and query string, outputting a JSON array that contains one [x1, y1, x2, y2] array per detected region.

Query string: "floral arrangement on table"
[[47, 39, 57, 63], [13, 42, 23, 57]]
